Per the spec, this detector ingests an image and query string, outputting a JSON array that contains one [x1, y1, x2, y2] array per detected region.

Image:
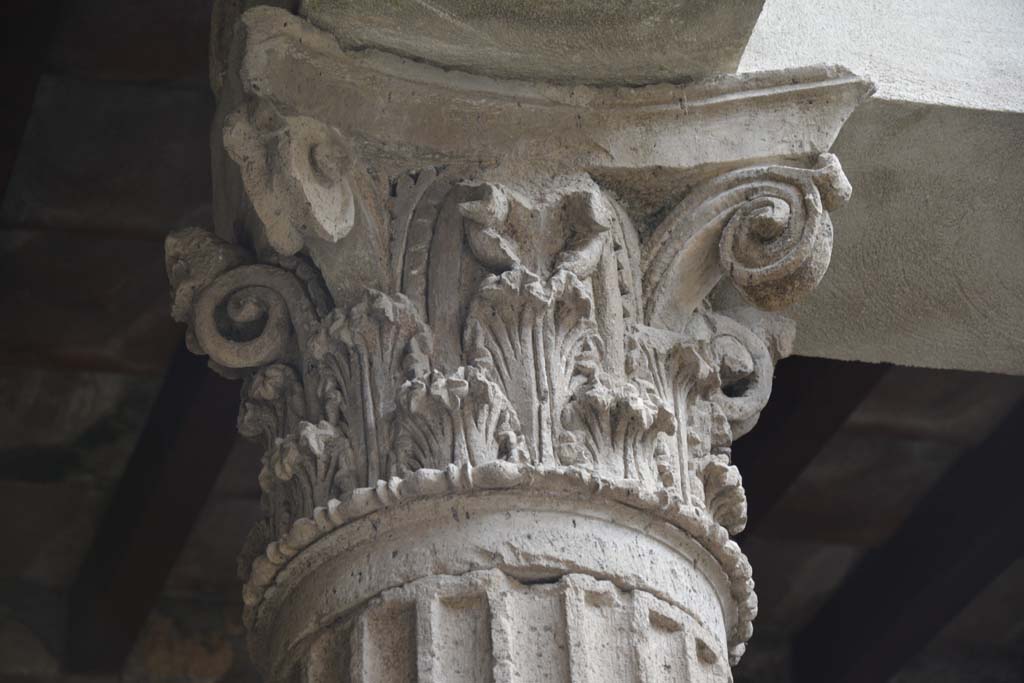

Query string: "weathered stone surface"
[[245, 473, 748, 677], [214, 7, 867, 176], [776, 99, 1024, 375], [167, 5, 870, 679], [735, 1, 1024, 377], [297, 569, 732, 682], [740, 0, 1024, 112], [301, 0, 766, 86]]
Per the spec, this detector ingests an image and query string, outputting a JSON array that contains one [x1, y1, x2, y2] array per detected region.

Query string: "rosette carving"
[[223, 102, 362, 256], [458, 180, 615, 280], [238, 364, 308, 448], [643, 153, 850, 326]]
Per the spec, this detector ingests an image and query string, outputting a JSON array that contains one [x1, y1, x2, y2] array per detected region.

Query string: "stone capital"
[[167, 6, 872, 680]]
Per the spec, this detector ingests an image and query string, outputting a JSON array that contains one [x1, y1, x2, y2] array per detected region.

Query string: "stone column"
[[165, 5, 872, 680]]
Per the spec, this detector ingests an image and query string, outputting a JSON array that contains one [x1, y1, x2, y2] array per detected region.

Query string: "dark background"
[[1, 2, 1023, 681]]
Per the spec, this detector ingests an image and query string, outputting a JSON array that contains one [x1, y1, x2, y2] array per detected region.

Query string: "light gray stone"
[[732, 0, 1024, 376], [166, 5, 872, 679], [302, 0, 766, 86], [791, 99, 1024, 375], [741, 0, 1024, 112], [256, 491, 738, 681], [302, 570, 732, 683]]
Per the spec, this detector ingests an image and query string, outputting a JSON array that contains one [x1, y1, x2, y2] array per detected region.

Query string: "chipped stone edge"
[[241, 459, 756, 664]]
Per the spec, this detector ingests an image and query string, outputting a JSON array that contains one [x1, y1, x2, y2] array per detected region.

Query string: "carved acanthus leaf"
[[394, 365, 529, 473], [622, 316, 769, 530], [465, 268, 596, 465], [558, 359, 675, 485], [259, 420, 355, 537], [702, 455, 747, 536], [168, 152, 847, 557], [625, 326, 715, 503], [310, 290, 432, 485], [166, 28, 873, 668]]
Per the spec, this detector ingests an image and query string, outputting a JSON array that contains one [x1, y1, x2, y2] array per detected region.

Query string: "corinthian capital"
[[168, 6, 872, 680]]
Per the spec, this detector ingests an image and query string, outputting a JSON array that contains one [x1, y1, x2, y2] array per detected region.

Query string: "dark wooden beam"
[[47, 0, 213, 85], [732, 356, 890, 534], [66, 340, 239, 673], [0, 230, 181, 377], [1, 2, 63, 197], [1, 76, 214, 238], [791, 398, 1024, 683]]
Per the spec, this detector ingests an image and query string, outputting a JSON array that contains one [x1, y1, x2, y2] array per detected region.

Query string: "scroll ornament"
[[167, 152, 851, 656]]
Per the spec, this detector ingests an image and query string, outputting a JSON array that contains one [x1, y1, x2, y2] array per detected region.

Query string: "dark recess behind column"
[[732, 356, 889, 534], [66, 342, 239, 674], [791, 398, 1024, 683]]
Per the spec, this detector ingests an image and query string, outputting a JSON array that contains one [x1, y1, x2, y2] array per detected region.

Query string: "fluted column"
[[166, 5, 872, 680]]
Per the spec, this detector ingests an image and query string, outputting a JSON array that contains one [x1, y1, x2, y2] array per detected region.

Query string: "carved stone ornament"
[[168, 6, 873, 681]]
